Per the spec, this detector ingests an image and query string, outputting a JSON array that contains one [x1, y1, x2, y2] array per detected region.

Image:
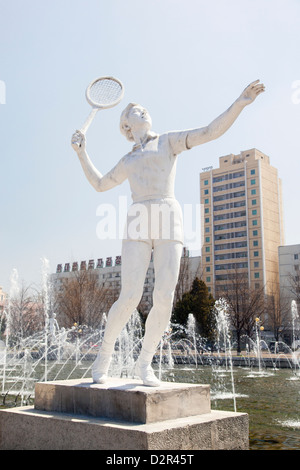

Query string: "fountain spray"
[[214, 298, 237, 412], [41, 258, 50, 382], [2, 269, 19, 394]]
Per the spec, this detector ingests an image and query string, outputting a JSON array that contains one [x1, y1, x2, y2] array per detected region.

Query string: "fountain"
[[41, 257, 50, 382], [0, 267, 232, 408], [291, 300, 300, 373], [186, 313, 198, 368], [254, 317, 263, 372], [1, 263, 300, 449], [213, 298, 237, 412], [1, 268, 19, 396], [2, 269, 299, 406]]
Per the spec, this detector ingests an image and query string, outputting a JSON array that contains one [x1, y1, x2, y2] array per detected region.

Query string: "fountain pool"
[[1, 355, 299, 450], [1, 264, 300, 450], [163, 365, 300, 451]]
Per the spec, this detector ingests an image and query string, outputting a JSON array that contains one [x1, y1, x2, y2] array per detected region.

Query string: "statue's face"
[[127, 104, 152, 134]]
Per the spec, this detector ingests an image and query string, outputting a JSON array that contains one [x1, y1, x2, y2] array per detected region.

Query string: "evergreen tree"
[[172, 277, 215, 341]]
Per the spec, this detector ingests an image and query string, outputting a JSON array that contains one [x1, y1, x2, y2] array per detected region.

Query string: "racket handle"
[[80, 107, 99, 134]]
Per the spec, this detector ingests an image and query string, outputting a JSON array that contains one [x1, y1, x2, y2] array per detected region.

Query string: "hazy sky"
[[1, 0, 300, 293]]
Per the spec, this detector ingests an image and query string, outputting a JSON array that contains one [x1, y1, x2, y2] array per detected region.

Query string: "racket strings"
[[88, 79, 123, 106]]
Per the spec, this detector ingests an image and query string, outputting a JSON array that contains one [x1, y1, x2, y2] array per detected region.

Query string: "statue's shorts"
[[123, 197, 184, 246]]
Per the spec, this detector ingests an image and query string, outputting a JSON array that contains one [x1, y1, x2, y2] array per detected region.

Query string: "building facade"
[[200, 148, 284, 298], [279, 244, 300, 302], [278, 244, 300, 341]]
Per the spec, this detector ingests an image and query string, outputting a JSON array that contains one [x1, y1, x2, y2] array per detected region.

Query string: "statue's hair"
[[119, 102, 139, 142]]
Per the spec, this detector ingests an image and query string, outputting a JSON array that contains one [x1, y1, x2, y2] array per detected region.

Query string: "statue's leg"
[[92, 239, 152, 383], [135, 240, 183, 386]]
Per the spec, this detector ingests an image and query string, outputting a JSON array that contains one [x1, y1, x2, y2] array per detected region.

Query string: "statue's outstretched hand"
[[71, 130, 86, 152], [239, 79, 265, 105]]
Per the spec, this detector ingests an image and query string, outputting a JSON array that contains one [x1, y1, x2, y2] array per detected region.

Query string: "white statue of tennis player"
[[71, 79, 265, 386]]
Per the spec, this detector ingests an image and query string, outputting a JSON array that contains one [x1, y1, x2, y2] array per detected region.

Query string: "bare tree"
[[216, 269, 266, 353], [54, 269, 110, 328], [8, 283, 44, 339], [266, 286, 291, 342], [287, 272, 300, 304]]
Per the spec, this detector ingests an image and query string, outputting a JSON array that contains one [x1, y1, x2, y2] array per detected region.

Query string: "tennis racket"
[[79, 76, 125, 134]]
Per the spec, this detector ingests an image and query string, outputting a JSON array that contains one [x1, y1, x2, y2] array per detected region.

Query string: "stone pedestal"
[[34, 378, 211, 423], [0, 378, 249, 450]]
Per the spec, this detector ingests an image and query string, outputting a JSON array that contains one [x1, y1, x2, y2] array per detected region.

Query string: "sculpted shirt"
[[97, 130, 191, 242], [97, 130, 190, 199]]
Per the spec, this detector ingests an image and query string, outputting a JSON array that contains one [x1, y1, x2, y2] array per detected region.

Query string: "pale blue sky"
[[0, 0, 300, 292]]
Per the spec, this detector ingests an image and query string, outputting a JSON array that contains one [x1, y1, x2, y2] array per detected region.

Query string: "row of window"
[[208, 225, 260, 239], [213, 230, 258, 242], [213, 271, 260, 282], [206, 217, 259, 227], [213, 200, 246, 212], [211, 259, 260, 270], [206, 258, 259, 271], [205, 243, 259, 262], [204, 168, 256, 187], [205, 252, 260, 263], [214, 231, 247, 241], [211, 170, 245, 183], [214, 251, 248, 261], [206, 274, 260, 283], [215, 282, 261, 292], [205, 240, 259, 253], [204, 193, 257, 207], [215, 262, 248, 271], [214, 220, 246, 231], [213, 210, 246, 221], [213, 180, 245, 193], [204, 203, 257, 220], [205, 202, 258, 218], [204, 186, 258, 197], [99, 273, 156, 284], [213, 190, 245, 202], [211, 241, 248, 251]]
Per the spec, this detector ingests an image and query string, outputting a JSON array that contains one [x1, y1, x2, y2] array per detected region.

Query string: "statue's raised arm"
[[185, 79, 265, 150], [71, 130, 127, 192]]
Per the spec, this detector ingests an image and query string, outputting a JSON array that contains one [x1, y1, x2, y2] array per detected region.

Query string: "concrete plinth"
[[0, 378, 249, 450], [34, 378, 211, 424]]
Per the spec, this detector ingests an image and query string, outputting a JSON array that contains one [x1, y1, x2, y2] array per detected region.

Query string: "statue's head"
[[120, 103, 152, 142]]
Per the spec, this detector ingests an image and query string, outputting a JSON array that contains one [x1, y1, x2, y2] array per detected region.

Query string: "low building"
[[279, 244, 300, 304], [278, 244, 300, 342]]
